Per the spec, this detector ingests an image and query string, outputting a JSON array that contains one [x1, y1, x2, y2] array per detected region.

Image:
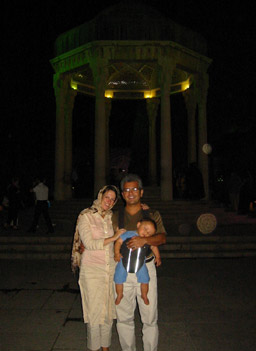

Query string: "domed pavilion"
[[50, 1, 212, 200]]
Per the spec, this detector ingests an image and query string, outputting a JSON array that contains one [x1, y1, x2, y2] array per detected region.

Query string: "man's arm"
[[148, 233, 166, 246], [126, 232, 166, 249]]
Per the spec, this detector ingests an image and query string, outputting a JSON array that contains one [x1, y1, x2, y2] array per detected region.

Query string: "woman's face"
[[101, 190, 116, 211]]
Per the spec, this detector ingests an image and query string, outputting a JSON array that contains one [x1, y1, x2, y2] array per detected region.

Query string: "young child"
[[114, 218, 161, 305]]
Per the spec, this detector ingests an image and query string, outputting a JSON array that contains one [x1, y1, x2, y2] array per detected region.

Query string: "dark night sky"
[[1, 0, 255, 189]]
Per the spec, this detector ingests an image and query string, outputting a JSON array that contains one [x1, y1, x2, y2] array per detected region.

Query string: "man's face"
[[122, 181, 144, 206]]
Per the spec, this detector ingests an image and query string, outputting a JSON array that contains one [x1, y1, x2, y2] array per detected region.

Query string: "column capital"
[[53, 73, 72, 98], [157, 50, 177, 68]]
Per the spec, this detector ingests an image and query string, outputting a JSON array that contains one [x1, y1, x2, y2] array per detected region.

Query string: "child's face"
[[137, 221, 156, 237]]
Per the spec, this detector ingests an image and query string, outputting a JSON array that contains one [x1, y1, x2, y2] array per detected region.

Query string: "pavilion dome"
[[55, 1, 208, 56]]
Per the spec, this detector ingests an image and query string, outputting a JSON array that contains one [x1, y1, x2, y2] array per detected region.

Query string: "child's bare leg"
[[115, 284, 124, 305], [141, 283, 149, 305]]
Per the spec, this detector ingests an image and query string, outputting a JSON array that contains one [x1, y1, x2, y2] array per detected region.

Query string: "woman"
[[71, 185, 125, 351]]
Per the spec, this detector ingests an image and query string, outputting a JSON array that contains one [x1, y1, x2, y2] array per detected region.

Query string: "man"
[[28, 177, 54, 234], [112, 174, 166, 351]]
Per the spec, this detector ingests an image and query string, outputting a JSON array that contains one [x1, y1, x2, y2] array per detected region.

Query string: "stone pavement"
[[0, 257, 256, 351]]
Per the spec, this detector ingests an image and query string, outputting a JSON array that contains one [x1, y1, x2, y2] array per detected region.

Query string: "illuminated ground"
[[0, 257, 255, 351]]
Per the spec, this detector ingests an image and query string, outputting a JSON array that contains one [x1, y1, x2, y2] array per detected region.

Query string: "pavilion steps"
[[0, 234, 256, 260], [1, 193, 256, 259], [42, 196, 222, 231], [160, 235, 256, 258], [0, 236, 71, 260], [45, 198, 252, 237]]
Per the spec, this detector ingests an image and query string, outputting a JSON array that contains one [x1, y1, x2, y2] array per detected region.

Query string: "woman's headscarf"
[[87, 185, 119, 217], [71, 185, 119, 273]]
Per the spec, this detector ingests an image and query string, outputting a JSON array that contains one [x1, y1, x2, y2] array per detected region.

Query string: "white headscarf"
[[71, 185, 119, 273]]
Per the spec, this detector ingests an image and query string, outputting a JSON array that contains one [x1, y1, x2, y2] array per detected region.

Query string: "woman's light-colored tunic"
[[78, 211, 116, 326]]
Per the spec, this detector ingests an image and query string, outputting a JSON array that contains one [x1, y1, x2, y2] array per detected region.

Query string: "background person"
[[28, 177, 54, 233], [4, 176, 22, 230], [227, 171, 243, 212]]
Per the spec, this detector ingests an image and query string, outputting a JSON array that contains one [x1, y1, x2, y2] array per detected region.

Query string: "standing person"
[[28, 177, 54, 233], [112, 174, 166, 351], [4, 176, 22, 230], [71, 185, 125, 351], [227, 171, 243, 213], [175, 171, 186, 199]]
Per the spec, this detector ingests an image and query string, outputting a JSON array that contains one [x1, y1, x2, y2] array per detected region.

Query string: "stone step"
[[4, 201, 256, 240], [2, 242, 255, 253], [50, 199, 211, 209], [1, 235, 256, 259], [0, 243, 71, 252], [1, 250, 256, 260], [160, 235, 256, 258], [0, 252, 71, 260], [1, 250, 255, 260], [1, 235, 255, 244], [163, 242, 256, 251], [21, 202, 224, 232], [48, 202, 221, 219], [160, 251, 256, 258], [0, 236, 72, 243]]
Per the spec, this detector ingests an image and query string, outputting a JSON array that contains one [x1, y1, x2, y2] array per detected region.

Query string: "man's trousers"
[[115, 260, 158, 351], [30, 200, 54, 232]]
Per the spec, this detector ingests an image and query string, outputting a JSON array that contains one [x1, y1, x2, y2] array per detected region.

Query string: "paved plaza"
[[0, 257, 255, 351]]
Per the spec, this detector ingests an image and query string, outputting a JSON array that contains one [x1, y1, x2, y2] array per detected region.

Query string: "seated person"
[[114, 218, 161, 305]]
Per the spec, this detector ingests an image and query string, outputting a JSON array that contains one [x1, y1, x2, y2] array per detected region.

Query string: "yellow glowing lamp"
[[182, 80, 190, 91], [70, 81, 77, 90], [144, 92, 151, 99], [105, 90, 113, 98], [144, 90, 155, 99]]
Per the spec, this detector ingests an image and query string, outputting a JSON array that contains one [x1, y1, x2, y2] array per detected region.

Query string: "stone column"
[[158, 59, 174, 200], [183, 87, 197, 165], [105, 98, 112, 183], [196, 73, 209, 199], [63, 88, 77, 199], [53, 73, 69, 200], [91, 60, 108, 195], [146, 98, 160, 185]]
